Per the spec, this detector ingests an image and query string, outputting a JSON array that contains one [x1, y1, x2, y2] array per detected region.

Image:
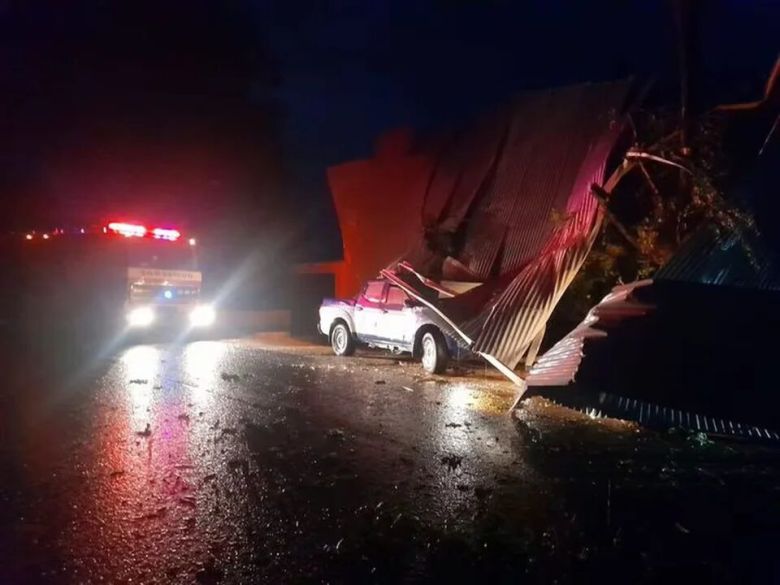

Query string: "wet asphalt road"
[[1, 334, 780, 584]]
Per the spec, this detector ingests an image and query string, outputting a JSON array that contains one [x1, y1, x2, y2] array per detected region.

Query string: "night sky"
[[0, 1, 777, 258]]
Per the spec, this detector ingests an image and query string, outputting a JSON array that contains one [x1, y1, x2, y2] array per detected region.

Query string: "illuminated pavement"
[[1, 334, 779, 583]]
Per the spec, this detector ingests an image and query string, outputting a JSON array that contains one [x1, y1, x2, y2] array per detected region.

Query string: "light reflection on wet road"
[[1, 335, 779, 583]]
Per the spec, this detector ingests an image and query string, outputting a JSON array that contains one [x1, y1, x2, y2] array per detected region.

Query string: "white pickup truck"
[[318, 279, 457, 374]]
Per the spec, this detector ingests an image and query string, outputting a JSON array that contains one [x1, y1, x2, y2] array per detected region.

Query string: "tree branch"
[[590, 184, 643, 252]]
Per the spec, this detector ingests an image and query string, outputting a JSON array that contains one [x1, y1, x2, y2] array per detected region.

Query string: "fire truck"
[[1, 221, 215, 338], [108, 222, 215, 329]]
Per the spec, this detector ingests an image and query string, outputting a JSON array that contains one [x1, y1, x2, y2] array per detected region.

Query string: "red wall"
[[325, 129, 432, 297]]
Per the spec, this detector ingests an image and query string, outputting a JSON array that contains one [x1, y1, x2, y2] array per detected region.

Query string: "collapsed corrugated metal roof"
[[391, 80, 635, 382], [407, 81, 634, 280], [656, 225, 780, 290]]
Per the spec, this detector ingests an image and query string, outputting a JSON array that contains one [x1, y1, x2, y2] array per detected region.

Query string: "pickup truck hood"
[[321, 297, 355, 308]]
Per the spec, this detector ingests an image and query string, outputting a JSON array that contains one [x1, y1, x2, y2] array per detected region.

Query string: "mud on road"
[[1, 334, 779, 583]]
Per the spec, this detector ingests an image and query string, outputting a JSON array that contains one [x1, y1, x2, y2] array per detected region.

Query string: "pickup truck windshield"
[[385, 286, 408, 307]]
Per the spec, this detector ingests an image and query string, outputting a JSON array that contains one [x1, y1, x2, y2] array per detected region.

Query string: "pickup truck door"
[[353, 281, 387, 343], [376, 285, 415, 348]]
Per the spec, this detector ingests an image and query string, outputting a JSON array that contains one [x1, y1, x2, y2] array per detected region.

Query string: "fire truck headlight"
[[127, 307, 155, 327], [189, 305, 216, 327]]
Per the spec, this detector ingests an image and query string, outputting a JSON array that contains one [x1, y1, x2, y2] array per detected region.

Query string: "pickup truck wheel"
[[330, 322, 355, 356], [421, 330, 449, 374]]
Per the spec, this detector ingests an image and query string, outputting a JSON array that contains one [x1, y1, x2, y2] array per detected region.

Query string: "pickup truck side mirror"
[[403, 298, 420, 308]]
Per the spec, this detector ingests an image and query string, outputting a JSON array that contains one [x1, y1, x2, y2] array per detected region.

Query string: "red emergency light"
[[108, 222, 147, 238], [105, 222, 186, 242], [152, 227, 181, 241]]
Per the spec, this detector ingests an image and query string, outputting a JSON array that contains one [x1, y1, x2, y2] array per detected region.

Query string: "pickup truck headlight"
[[189, 305, 216, 327]]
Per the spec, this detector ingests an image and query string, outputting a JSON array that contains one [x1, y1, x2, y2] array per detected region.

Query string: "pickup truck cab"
[[319, 279, 453, 374]]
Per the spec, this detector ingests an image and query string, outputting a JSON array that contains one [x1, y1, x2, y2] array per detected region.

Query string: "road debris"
[[327, 428, 345, 441], [137, 507, 167, 521], [440, 454, 463, 470], [687, 431, 713, 447]]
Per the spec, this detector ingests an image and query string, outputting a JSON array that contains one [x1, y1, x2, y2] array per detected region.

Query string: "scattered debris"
[[687, 431, 713, 447], [136, 423, 152, 437], [128, 379, 148, 385], [402, 386, 414, 392], [177, 413, 190, 423], [109, 470, 125, 479], [440, 454, 463, 470], [227, 459, 249, 474], [445, 422, 462, 428], [220, 372, 241, 382], [327, 428, 345, 441], [138, 506, 167, 521], [375, 380, 386, 385]]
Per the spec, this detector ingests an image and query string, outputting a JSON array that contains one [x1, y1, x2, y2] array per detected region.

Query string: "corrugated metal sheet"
[[656, 226, 780, 290], [526, 280, 654, 386], [464, 85, 607, 278], [421, 106, 511, 233], [426, 81, 632, 281], [529, 388, 780, 440], [461, 83, 632, 369], [464, 205, 598, 367], [526, 278, 780, 439], [405, 81, 634, 283], [398, 80, 634, 378]]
